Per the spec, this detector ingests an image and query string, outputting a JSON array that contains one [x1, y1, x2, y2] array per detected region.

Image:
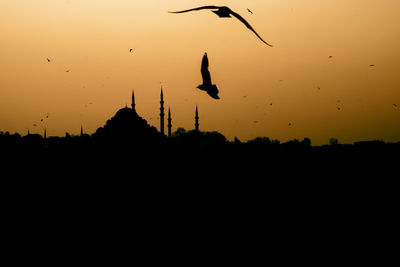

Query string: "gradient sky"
[[1, 0, 399, 145]]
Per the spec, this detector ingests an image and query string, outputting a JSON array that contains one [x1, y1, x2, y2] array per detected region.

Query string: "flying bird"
[[197, 52, 220, 99], [46, 58, 51, 62], [369, 64, 375, 67], [328, 56, 333, 59], [129, 48, 133, 53], [169, 6, 272, 46], [247, 8, 253, 14]]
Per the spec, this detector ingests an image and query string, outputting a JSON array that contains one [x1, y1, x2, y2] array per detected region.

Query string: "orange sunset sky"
[[1, 0, 399, 145]]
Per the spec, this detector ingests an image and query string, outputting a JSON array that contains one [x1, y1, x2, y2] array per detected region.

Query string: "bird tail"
[[197, 84, 206, 91]]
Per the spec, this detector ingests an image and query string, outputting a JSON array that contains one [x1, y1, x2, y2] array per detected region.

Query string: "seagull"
[[197, 52, 219, 99], [169, 6, 272, 46], [247, 8, 253, 14]]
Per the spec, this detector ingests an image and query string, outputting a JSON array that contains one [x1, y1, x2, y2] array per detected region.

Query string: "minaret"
[[160, 87, 165, 135], [44, 128, 47, 139], [167, 107, 172, 138], [131, 89, 135, 111], [195, 105, 199, 131], [80, 125, 84, 137]]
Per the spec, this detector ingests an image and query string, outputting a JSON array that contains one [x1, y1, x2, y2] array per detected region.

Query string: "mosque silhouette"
[[91, 88, 199, 143]]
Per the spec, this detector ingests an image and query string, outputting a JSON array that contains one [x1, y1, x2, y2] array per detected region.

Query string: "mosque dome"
[[93, 106, 163, 144]]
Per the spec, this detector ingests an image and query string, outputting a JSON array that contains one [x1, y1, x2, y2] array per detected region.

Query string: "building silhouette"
[[167, 107, 172, 138], [160, 88, 165, 135], [195, 105, 199, 131], [93, 89, 164, 145]]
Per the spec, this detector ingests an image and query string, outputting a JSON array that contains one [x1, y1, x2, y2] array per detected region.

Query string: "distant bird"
[[169, 6, 272, 46], [279, 80, 284, 82], [269, 103, 273, 106], [253, 121, 258, 123], [129, 48, 133, 53], [33, 124, 37, 127], [66, 70, 70, 72], [247, 8, 253, 14], [317, 87, 321, 90], [337, 107, 341, 111], [46, 58, 51, 62], [288, 123, 292, 126], [328, 56, 333, 59], [243, 95, 247, 98], [369, 64, 375, 67], [40, 119, 43, 122], [197, 52, 220, 99], [394, 104, 398, 108]]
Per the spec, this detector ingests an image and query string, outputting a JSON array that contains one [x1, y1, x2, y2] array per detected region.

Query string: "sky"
[[1, 0, 399, 145]]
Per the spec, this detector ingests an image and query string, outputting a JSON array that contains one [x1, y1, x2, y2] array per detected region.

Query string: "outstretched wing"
[[201, 53, 212, 85], [169, 6, 219, 14], [229, 10, 273, 47]]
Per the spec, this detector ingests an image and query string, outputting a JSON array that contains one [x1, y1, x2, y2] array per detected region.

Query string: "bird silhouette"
[[328, 56, 333, 59], [370, 64, 375, 67], [46, 58, 51, 62], [169, 6, 272, 46], [129, 48, 133, 53], [197, 52, 219, 99], [247, 8, 253, 14]]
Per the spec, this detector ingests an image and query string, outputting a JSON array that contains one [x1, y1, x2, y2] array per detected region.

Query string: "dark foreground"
[[1, 131, 397, 264]]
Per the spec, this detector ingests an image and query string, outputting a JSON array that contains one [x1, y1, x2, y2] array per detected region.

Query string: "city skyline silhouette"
[[1, 1, 399, 145]]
